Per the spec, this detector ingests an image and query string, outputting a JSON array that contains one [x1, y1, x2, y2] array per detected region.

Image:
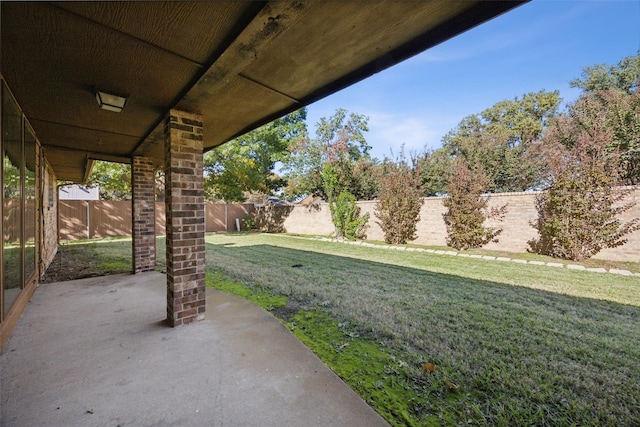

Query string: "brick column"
[[132, 156, 156, 273], [164, 109, 206, 326]]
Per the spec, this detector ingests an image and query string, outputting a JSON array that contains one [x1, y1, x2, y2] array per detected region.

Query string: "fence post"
[[85, 201, 90, 239]]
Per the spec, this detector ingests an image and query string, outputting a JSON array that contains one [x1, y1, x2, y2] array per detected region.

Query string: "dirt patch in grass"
[[41, 240, 131, 283], [271, 300, 306, 321]]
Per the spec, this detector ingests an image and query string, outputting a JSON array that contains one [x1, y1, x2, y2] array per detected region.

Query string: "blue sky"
[[304, 0, 640, 160]]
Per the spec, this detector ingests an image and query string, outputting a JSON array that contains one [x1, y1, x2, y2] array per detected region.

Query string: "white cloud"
[[365, 111, 457, 159]]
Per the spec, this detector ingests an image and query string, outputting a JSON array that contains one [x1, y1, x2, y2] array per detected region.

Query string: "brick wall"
[[281, 187, 640, 262], [40, 163, 58, 274]]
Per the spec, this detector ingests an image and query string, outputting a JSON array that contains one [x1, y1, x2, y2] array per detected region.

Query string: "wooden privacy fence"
[[57, 186, 640, 262], [58, 201, 253, 241]]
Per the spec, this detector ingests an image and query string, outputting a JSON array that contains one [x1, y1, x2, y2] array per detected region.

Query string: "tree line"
[[86, 54, 640, 261]]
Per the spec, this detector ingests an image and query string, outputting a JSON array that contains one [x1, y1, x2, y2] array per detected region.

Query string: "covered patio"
[[1, 1, 526, 424], [1, 0, 526, 343], [1, 272, 388, 426]]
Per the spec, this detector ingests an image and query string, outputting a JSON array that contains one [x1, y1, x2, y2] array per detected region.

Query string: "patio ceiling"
[[1, 1, 526, 182]]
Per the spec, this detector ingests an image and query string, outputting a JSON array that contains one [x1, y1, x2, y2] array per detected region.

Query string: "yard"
[[47, 233, 640, 426]]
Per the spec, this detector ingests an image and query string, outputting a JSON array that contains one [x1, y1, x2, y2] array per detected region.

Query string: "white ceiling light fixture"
[[95, 90, 127, 113]]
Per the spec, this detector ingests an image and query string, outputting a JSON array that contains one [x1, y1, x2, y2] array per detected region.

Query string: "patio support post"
[[132, 156, 156, 273], [164, 109, 206, 326]]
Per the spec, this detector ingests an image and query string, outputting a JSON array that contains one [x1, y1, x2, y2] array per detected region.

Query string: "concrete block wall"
[[281, 187, 640, 262], [597, 186, 640, 261], [482, 191, 540, 253], [280, 203, 334, 235]]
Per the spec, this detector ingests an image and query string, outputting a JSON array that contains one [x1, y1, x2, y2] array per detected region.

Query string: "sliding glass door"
[[2, 81, 38, 319], [2, 82, 23, 317]]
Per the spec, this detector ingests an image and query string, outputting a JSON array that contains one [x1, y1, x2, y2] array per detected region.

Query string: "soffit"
[[1, 1, 526, 182]]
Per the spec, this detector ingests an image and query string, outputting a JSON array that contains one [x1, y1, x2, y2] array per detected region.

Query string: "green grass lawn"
[[202, 233, 640, 427], [53, 233, 640, 426]]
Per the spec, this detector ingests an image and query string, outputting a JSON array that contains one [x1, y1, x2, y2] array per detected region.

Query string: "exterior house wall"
[[40, 163, 58, 274], [1, 79, 55, 347]]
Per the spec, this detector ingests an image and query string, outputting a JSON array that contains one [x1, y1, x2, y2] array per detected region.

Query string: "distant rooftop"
[[59, 184, 99, 201]]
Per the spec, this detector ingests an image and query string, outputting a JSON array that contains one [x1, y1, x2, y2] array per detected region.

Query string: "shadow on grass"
[[205, 241, 640, 426], [42, 240, 132, 283], [40, 236, 640, 425]]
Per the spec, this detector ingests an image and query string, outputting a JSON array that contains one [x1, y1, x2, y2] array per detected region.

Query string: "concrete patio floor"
[[1, 272, 389, 426]]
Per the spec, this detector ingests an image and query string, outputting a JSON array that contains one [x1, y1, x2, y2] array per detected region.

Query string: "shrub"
[[529, 95, 640, 260], [242, 212, 257, 230], [329, 190, 369, 240], [375, 159, 424, 244], [253, 204, 293, 233], [530, 180, 639, 261], [442, 160, 507, 250], [322, 163, 369, 240]]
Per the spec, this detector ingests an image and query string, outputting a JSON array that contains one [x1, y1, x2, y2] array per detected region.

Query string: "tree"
[[204, 108, 307, 202], [442, 159, 506, 250], [418, 148, 451, 196], [568, 54, 640, 184], [349, 159, 380, 200], [86, 161, 131, 200], [375, 152, 424, 244], [3, 155, 21, 198], [570, 53, 640, 94], [322, 163, 368, 240], [85, 160, 165, 201], [283, 108, 373, 200], [442, 90, 561, 192], [529, 94, 640, 260], [604, 88, 640, 184]]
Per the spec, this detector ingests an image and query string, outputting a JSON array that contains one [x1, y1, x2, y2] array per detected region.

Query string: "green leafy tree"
[[326, 157, 380, 201], [418, 148, 451, 196], [442, 90, 561, 192], [322, 163, 368, 240], [442, 159, 507, 250], [570, 53, 640, 94], [3, 155, 21, 198], [349, 159, 380, 200], [375, 153, 424, 244], [283, 108, 374, 200], [85, 161, 164, 200], [204, 108, 307, 202], [529, 94, 640, 260], [86, 161, 131, 200]]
